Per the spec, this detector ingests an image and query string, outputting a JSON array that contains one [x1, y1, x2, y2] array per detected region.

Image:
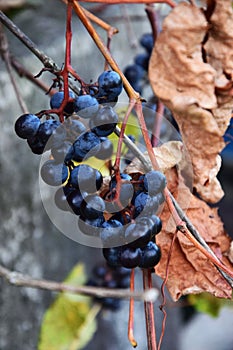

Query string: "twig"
[[10, 56, 55, 95], [120, 4, 138, 49], [0, 264, 159, 302], [0, 24, 28, 113], [114, 125, 152, 172], [0, 11, 80, 95], [0, 11, 58, 70]]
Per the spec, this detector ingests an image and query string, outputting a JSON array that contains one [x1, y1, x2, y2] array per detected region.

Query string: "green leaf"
[[38, 263, 99, 350], [188, 292, 231, 318]]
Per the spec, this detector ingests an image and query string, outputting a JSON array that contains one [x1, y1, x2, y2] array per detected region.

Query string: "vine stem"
[[71, 0, 139, 99], [0, 264, 159, 301], [134, 101, 160, 170], [143, 269, 157, 350]]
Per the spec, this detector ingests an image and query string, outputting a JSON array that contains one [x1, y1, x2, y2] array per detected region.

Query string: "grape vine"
[[0, 1, 233, 350]]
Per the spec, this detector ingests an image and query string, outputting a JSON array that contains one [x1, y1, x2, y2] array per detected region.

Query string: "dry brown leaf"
[[125, 140, 184, 174], [149, 1, 233, 203], [204, 0, 233, 81], [155, 168, 233, 301]]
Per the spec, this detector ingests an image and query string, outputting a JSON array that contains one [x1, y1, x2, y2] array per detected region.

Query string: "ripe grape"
[[144, 170, 167, 196], [50, 90, 75, 115], [139, 241, 161, 268], [80, 194, 106, 220], [72, 131, 101, 162], [74, 94, 99, 118], [40, 160, 69, 186], [70, 164, 103, 193], [97, 70, 123, 102], [90, 105, 118, 137], [14, 113, 40, 139]]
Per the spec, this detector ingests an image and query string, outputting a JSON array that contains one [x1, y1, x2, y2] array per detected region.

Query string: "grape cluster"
[[87, 263, 131, 310], [124, 33, 153, 94], [15, 68, 165, 271]]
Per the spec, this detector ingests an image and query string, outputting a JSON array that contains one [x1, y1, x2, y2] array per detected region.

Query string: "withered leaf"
[[155, 168, 232, 301], [125, 140, 184, 174], [149, 1, 233, 203]]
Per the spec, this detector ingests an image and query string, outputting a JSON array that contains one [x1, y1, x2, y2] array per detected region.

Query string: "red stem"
[[143, 269, 157, 350], [134, 101, 160, 170], [151, 100, 164, 147], [128, 269, 137, 348]]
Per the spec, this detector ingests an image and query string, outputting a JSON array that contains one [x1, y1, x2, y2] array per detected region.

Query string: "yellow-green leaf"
[[188, 293, 231, 318], [38, 263, 99, 350]]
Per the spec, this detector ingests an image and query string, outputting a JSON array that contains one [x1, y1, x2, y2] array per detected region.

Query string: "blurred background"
[[0, 1, 232, 349]]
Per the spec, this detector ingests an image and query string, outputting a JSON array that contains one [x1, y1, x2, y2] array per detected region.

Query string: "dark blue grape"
[[93, 265, 107, 278], [90, 106, 118, 137], [111, 212, 131, 225], [51, 140, 73, 163], [67, 189, 87, 215], [110, 183, 134, 209], [140, 33, 154, 53], [134, 52, 150, 71], [124, 64, 145, 83], [100, 219, 124, 247], [103, 247, 122, 267], [124, 216, 153, 248], [144, 170, 166, 196], [120, 247, 141, 268], [139, 241, 161, 268], [54, 187, 71, 211], [50, 124, 67, 149], [65, 118, 86, 142], [101, 297, 120, 310], [70, 164, 103, 193], [72, 131, 101, 162], [74, 94, 99, 119], [36, 119, 60, 146], [97, 70, 123, 102], [27, 135, 46, 154], [15, 113, 40, 139], [78, 215, 105, 235], [150, 215, 162, 235], [80, 194, 105, 220], [50, 90, 75, 115], [95, 137, 113, 160], [40, 160, 68, 186], [133, 191, 150, 218]]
